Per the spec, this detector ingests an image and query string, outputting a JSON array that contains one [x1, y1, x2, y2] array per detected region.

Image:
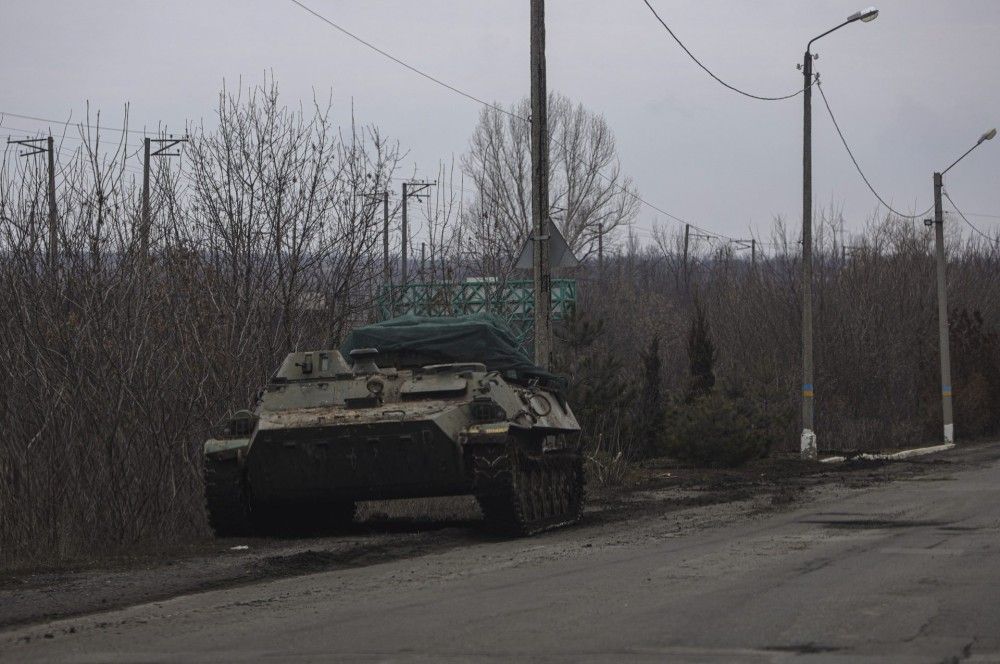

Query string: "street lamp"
[[799, 7, 880, 460], [928, 127, 995, 445], [847, 7, 880, 23]]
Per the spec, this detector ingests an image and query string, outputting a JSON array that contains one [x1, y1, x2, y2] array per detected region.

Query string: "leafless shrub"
[[4, 84, 999, 569], [585, 418, 631, 487], [571, 210, 1000, 461], [0, 81, 402, 568]]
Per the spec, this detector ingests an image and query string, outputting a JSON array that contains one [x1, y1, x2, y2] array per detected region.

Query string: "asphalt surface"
[[3, 445, 1000, 663]]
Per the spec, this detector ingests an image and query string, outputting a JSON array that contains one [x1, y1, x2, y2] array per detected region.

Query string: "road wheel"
[[473, 433, 585, 536]]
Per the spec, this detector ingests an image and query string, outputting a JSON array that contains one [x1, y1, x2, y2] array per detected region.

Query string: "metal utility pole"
[[7, 137, 56, 269], [141, 136, 187, 258], [733, 239, 756, 267], [400, 181, 434, 288], [925, 125, 997, 444], [682, 227, 715, 288], [530, 0, 552, 369], [420, 242, 426, 282], [931, 172, 954, 445]]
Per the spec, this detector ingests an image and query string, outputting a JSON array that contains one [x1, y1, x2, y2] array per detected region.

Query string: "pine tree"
[[686, 300, 716, 400], [636, 335, 665, 456]]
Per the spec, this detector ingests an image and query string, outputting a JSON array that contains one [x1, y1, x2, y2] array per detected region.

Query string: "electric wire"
[[3, 132, 156, 179], [0, 110, 179, 137], [286, 0, 733, 242], [944, 190, 997, 244], [816, 79, 933, 220], [2, 126, 94, 146], [640, 0, 806, 101], [5, 2, 737, 247], [287, 0, 523, 121]]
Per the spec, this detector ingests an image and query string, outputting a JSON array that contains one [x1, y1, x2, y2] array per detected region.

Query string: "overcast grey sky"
[[2, 0, 998, 244]]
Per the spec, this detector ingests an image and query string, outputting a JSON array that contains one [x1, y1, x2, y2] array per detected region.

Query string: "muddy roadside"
[[2, 441, 995, 631]]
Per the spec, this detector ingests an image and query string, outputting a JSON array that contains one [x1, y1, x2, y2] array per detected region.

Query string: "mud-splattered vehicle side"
[[205, 314, 583, 536]]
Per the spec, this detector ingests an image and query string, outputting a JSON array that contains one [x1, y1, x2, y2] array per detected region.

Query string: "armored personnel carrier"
[[204, 314, 583, 536]]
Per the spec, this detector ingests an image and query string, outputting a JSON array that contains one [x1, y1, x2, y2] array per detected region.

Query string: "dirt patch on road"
[[0, 442, 992, 631], [583, 449, 944, 525]]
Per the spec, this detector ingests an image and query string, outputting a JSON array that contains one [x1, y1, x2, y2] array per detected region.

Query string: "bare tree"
[[0, 81, 404, 568], [461, 92, 639, 277]]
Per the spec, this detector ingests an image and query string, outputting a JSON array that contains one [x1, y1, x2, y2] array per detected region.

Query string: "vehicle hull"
[[245, 419, 471, 505]]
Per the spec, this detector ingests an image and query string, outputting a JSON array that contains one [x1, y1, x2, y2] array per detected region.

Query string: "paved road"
[[4, 446, 1000, 663]]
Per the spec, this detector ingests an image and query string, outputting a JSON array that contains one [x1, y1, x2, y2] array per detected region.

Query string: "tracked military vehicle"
[[204, 314, 583, 536]]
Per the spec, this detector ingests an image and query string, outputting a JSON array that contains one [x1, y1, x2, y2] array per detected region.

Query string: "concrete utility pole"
[[928, 126, 996, 445], [799, 6, 880, 460], [400, 181, 434, 288], [47, 137, 57, 270], [7, 137, 56, 269], [141, 139, 151, 257], [800, 47, 816, 460], [597, 222, 604, 282], [383, 191, 390, 286], [683, 223, 690, 286], [931, 171, 954, 445], [530, 0, 552, 369], [141, 136, 187, 258], [401, 183, 409, 286]]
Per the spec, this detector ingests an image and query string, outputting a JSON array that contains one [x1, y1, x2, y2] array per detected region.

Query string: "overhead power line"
[[2, 126, 134, 154], [287, 0, 523, 121], [640, 0, 805, 101], [286, 0, 733, 241], [944, 190, 996, 244], [815, 79, 933, 220], [5, 2, 736, 246], [0, 110, 177, 137]]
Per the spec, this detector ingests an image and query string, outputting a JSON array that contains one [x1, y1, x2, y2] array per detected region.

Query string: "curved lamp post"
[[928, 127, 996, 445], [799, 7, 879, 460]]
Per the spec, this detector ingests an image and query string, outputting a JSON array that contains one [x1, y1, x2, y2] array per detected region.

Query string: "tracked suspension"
[[472, 436, 584, 535]]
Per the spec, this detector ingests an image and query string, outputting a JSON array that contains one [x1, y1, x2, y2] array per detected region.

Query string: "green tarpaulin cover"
[[341, 314, 562, 388]]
